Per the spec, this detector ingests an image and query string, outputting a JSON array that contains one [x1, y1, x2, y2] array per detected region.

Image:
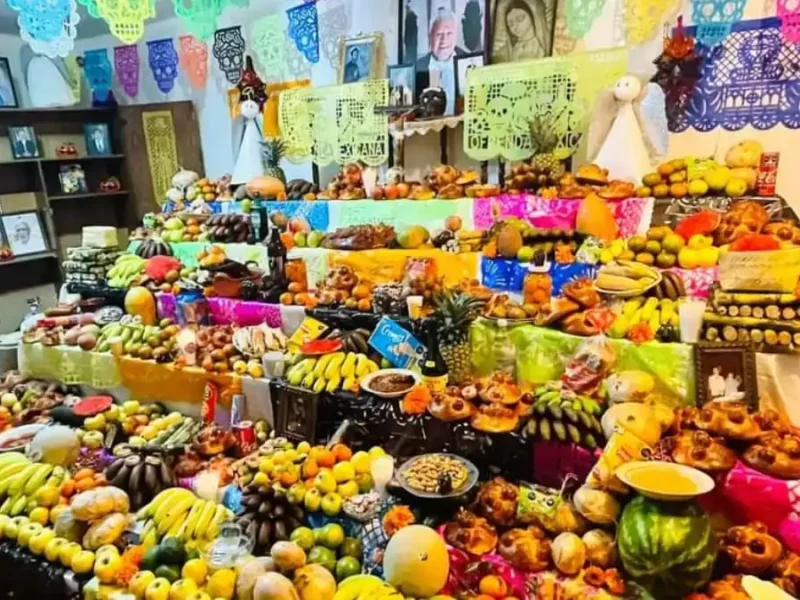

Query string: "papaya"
[[124, 287, 157, 325], [576, 193, 618, 241]]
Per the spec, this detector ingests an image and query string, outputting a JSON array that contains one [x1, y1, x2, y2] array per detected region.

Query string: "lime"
[[339, 537, 363, 560], [307, 546, 337, 573], [154, 564, 180, 583], [335, 556, 361, 581], [290, 527, 316, 552], [318, 523, 345, 549]]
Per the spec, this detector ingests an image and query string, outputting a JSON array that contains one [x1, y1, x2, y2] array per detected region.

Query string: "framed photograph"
[[388, 63, 416, 106], [454, 51, 485, 112], [0, 58, 19, 108], [272, 383, 319, 443], [7, 126, 40, 159], [695, 343, 758, 408], [338, 33, 384, 84], [490, 0, 556, 63], [84, 123, 112, 155], [59, 164, 88, 194], [1, 212, 48, 256]]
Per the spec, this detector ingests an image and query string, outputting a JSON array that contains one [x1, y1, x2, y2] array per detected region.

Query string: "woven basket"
[[718, 248, 800, 292]]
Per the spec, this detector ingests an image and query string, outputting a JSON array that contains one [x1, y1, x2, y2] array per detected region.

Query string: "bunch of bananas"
[[285, 352, 378, 393], [107, 254, 146, 288], [607, 297, 680, 340], [595, 260, 659, 292], [0, 453, 67, 517], [136, 488, 233, 548], [333, 575, 405, 600], [522, 385, 603, 449]]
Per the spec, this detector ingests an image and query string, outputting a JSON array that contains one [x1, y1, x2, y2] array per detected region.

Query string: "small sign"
[[368, 316, 426, 369]]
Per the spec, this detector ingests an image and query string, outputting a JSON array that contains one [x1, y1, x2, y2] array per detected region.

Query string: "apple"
[[314, 470, 337, 494], [304, 488, 322, 512], [94, 551, 122, 584], [1, 393, 17, 408], [82, 431, 105, 450], [321, 492, 343, 517]]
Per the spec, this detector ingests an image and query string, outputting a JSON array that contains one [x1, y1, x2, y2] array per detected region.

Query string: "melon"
[[576, 193, 618, 240], [73, 396, 113, 417], [383, 525, 449, 597]]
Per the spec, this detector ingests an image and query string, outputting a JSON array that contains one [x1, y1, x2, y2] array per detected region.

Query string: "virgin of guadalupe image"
[[492, 0, 551, 63]]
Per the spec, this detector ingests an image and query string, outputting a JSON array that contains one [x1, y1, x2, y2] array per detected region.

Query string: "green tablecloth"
[[470, 319, 695, 406], [127, 241, 270, 271]]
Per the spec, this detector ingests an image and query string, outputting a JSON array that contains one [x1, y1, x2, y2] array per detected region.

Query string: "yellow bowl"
[[616, 461, 714, 501]]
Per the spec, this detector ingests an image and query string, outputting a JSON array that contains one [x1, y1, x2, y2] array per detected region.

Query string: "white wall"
[[72, 0, 401, 185]]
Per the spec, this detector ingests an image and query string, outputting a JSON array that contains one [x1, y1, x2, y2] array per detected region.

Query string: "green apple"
[[304, 488, 322, 512], [320, 492, 343, 517], [82, 431, 104, 450], [1, 393, 17, 409]]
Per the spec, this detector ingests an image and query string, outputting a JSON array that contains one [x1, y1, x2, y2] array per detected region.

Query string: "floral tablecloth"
[[127, 241, 270, 271], [470, 320, 696, 406]]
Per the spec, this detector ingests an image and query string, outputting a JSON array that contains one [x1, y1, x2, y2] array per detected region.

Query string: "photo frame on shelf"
[[7, 126, 40, 159], [454, 51, 485, 112], [0, 58, 19, 108], [338, 32, 385, 84], [489, 0, 557, 63], [0, 212, 48, 256], [84, 123, 112, 156], [58, 164, 88, 194], [695, 342, 758, 409], [272, 383, 319, 442], [388, 63, 417, 105]]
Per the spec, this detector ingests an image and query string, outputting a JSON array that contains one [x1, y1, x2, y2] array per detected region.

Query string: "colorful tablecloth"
[[470, 319, 696, 406], [155, 294, 306, 333], [127, 241, 270, 271]]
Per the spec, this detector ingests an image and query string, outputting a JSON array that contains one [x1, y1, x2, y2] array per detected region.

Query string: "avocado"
[[154, 564, 180, 583], [157, 536, 187, 565], [140, 546, 160, 572]]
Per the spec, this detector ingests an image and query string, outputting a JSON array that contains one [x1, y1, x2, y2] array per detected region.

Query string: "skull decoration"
[[147, 38, 179, 94], [419, 87, 447, 118], [213, 26, 245, 85]]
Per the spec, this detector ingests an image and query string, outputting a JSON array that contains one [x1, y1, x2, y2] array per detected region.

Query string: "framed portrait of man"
[[399, 0, 488, 115], [7, 126, 40, 160], [338, 33, 384, 85], [489, 0, 556, 63]]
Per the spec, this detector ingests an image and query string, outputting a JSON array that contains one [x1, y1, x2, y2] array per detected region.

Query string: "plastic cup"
[[262, 351, 285, 377], [406, 296, 423, 319], [679, 297, 707, 343]]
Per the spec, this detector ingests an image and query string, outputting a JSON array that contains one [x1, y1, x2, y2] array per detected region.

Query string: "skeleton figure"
[[232, 56, 267, 185], [586, 74, 669, 184], [214, 26, 245, 85]]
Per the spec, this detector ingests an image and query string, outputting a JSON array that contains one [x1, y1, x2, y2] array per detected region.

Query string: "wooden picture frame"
[[7, 126, 40, 159], [0, 58, 19, 108], [695, 342, 758, 409], [489, 0, 558, 63], [338, 32, 385, 85]]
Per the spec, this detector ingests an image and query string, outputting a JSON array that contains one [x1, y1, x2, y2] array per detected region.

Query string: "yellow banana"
[[204, 505, 229, 540], [0, 461, 30, 494], [167, 513, 187, 538], [24, 463, 53, 495], [177, 500, 205, 540], [9, 494, 27, 516], [7, 464, 36, 497], [0, 453, 27, 467], [192, 501, 217, 540], [152, 488, 195, 522], [157, 495, 196, 536]]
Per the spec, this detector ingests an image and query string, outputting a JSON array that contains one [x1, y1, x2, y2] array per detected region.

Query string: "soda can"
[[756, 151, 780, 196], [201, 381, 218, 424], [233, 420, 257, 455]]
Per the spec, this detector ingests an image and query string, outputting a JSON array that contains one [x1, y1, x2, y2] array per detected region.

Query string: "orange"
[[279, 293, 294, 306], [93, 474, 108, 487], [280, 231, 295, 249], [479, 575, 508, 598], [59, 480, 75, 497], [301, 458, 319, 479], [73, 468, 95, 481], [76, 478, 95, 492], [356, 299, 372, 312], [279, 469, 299, 487], [332, 444, 352, 462], [317, 449, 336, 468]]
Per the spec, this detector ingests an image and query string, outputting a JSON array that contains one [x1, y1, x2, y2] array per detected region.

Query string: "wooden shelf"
[[0, 107, 115, 115], [48, 191, 129, 201], [0, 251, 57, 266], [40, 154, 125, 163]]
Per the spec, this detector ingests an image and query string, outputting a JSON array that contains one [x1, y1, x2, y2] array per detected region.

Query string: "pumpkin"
[[246, 175, 285, 199], [125, 287, 157, 326], [618, 496, 717, 599], [600, 403, 662, 446], [383, 525, 449, 598]]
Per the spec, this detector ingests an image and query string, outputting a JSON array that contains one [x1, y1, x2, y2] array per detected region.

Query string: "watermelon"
[[618, 496, 717, 599]]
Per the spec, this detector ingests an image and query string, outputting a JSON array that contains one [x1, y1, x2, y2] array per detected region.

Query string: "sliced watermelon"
[[72, 395, 113, 416], [300, 339, 343, 355], [674, 210, 721, 241]]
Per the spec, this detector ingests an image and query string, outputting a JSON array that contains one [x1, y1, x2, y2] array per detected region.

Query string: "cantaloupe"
[[383, 525, 449, 597]]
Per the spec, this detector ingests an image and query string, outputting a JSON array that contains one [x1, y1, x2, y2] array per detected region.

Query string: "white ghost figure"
[[587, 74, 669, 184], [232, 99, 266, 186]]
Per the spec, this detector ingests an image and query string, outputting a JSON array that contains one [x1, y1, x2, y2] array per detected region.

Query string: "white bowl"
[[360, 369, 420, 399], [0, 424, 47, 453], [616, 461, 715, 501]]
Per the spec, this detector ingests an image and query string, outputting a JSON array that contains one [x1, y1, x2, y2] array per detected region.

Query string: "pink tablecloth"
[[666, 267, 718, 299], [157, 294, 283, 328], [473, 195, 653, 238]]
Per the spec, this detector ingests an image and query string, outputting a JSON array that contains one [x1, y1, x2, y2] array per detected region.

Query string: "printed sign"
[[368, 316, 426, 369]]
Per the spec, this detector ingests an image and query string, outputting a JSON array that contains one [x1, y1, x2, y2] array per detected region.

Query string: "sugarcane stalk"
[[766, 305, 781, 320], [717, 306, 728, 316], [703, 312, 800, 333], [793, 333, 800, 346], [728, 305, 739, 317], [713, 291, 799, 305], [765, 329, 779, 345], [753, 306, 765, 319], [705, 327, 720, 342], [739, 305, 752, 317], [722, 325, 738, 342], [778, 331, 792, 346], [737, 328, 750, 343], [783, 307, 797, 320], [751, 329, 765, 344]]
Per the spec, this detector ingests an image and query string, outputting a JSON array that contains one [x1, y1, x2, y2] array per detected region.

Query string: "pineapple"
[[261, 138, 287, 184], [528, 115, 564, 181], [432, 291, 484, 384]]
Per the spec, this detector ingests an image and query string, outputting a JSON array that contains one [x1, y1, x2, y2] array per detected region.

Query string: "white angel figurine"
[[587, 74, 669, 184]]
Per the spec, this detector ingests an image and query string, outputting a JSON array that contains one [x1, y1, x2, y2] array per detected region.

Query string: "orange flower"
[[401, 385, 431, 415], [382, 505, 415, 537]]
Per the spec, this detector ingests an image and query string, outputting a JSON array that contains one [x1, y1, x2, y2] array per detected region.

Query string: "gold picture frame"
[[338, 32, 385, 85]]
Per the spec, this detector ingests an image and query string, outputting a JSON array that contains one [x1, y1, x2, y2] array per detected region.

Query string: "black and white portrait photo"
[[454, 52, 485, 111], [388, 63, 416, 106], [1, 213, 47, 256], [490, 0, 555, 63], [7, 126, 39, 160], [695, 343, 757, 408], [84, 123, 112, 156]]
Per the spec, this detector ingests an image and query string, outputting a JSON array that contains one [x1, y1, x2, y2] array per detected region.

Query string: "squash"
[[246, 175, 285, 199], [383, 525, 449, 598], [606, 371, 655, 405], [573, 485, 620, 525], [82, 512, 128, 549], [236, 557, 275, 600], [600, 402, 662, 446], [124, 287, 157, 326], [551, 532, 586, 575], [27, 425, 79, 466], [70, 487, 130, 521]]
